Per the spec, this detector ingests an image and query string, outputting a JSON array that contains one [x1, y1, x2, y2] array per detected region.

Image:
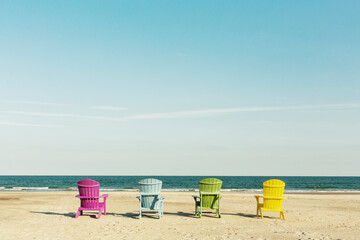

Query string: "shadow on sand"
[[30, 211, 75, 218], [31, 211, 261, 219], [31, 211, 119, 219]]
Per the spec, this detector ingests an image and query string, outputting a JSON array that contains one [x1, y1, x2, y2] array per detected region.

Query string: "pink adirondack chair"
[[75, 179, 109, 219]]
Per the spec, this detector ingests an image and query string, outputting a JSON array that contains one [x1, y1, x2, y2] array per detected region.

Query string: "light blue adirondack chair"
[[136, 178, 166, 219]]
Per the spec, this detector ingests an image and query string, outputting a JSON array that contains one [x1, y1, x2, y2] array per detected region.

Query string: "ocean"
[[1, 176, 359, 192]]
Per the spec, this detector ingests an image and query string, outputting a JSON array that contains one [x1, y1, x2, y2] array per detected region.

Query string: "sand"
[[0, 191, 359, 240]]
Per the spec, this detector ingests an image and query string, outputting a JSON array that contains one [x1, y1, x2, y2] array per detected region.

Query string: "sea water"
[[1, 176, 359, 192]]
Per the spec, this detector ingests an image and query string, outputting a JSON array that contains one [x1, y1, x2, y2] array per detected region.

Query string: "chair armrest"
[[192, 195, 200, 200], [140, 193, 161, 196], [254, 195, 285, 200], [76, 195, 99, 199], [263, 197, 286, 200], [254, 195, 262, 205], [100, 194, 109, 199], [200, 192, 220, 195], [136, 196, 140, 200], [76, 194, 108, 199]]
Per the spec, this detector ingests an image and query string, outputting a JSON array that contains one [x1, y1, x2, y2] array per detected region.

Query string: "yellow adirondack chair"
[[254, 179, 286, 219]]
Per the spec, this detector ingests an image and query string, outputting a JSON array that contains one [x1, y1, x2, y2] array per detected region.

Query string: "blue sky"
[[0, 1, 359, 175]]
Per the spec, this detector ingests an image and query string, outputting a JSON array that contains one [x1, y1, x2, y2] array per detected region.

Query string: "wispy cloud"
[[124, 104, 360, 120], [5, 111, 124, 121], [3, 103, 359, 122], [2, 100, 66, 107], [92, 106, 128, 111], [0, 121, 64, 127]]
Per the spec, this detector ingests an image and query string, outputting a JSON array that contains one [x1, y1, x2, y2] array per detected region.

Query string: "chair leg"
[[260, 208, 263, 219], [162, 202, 165, 217], [256, 204, 259, 217], [75, 209, 81, 218], [219, 199, 221, 218], [97, 209, 102, 219], [281, 211, 286, 220], [139, 209, 142, 219], [103, 204, 106, 215]]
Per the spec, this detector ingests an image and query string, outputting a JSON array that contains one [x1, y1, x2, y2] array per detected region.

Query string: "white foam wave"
[[12, 187, 50, 191], [1, 187, 359, 193]]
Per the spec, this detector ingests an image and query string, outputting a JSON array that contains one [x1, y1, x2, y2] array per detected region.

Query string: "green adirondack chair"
[[136, 178, 166, 219], [192, 178, 222, 218]]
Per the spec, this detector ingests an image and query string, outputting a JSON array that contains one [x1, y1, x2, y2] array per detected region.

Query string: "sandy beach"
[[0, 191, 359, 240]]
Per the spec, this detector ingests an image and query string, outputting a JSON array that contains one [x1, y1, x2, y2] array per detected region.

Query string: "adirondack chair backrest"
[[138, 178, 162, 210], [263, 179, 285, 210], [198, 178, 222, 208], [77, 179, 100, 209]]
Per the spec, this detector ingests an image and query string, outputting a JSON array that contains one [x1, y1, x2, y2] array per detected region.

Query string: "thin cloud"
[[3, 103, 359, 122], [124, 104, 360, 120], [5, 111, 124, 121], [0, 121, 64, 127], [92, 106, 128, 111], [2, 100, 66, 107]]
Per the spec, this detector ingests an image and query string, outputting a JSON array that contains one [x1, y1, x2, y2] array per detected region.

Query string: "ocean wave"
[[6, 187, 50, 191], [304, 186, 337, 189], [49, 187, 78, 191], [100, 188, 138, 192], [0, 187, 359, 193], [0, 187, 76, 191]]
